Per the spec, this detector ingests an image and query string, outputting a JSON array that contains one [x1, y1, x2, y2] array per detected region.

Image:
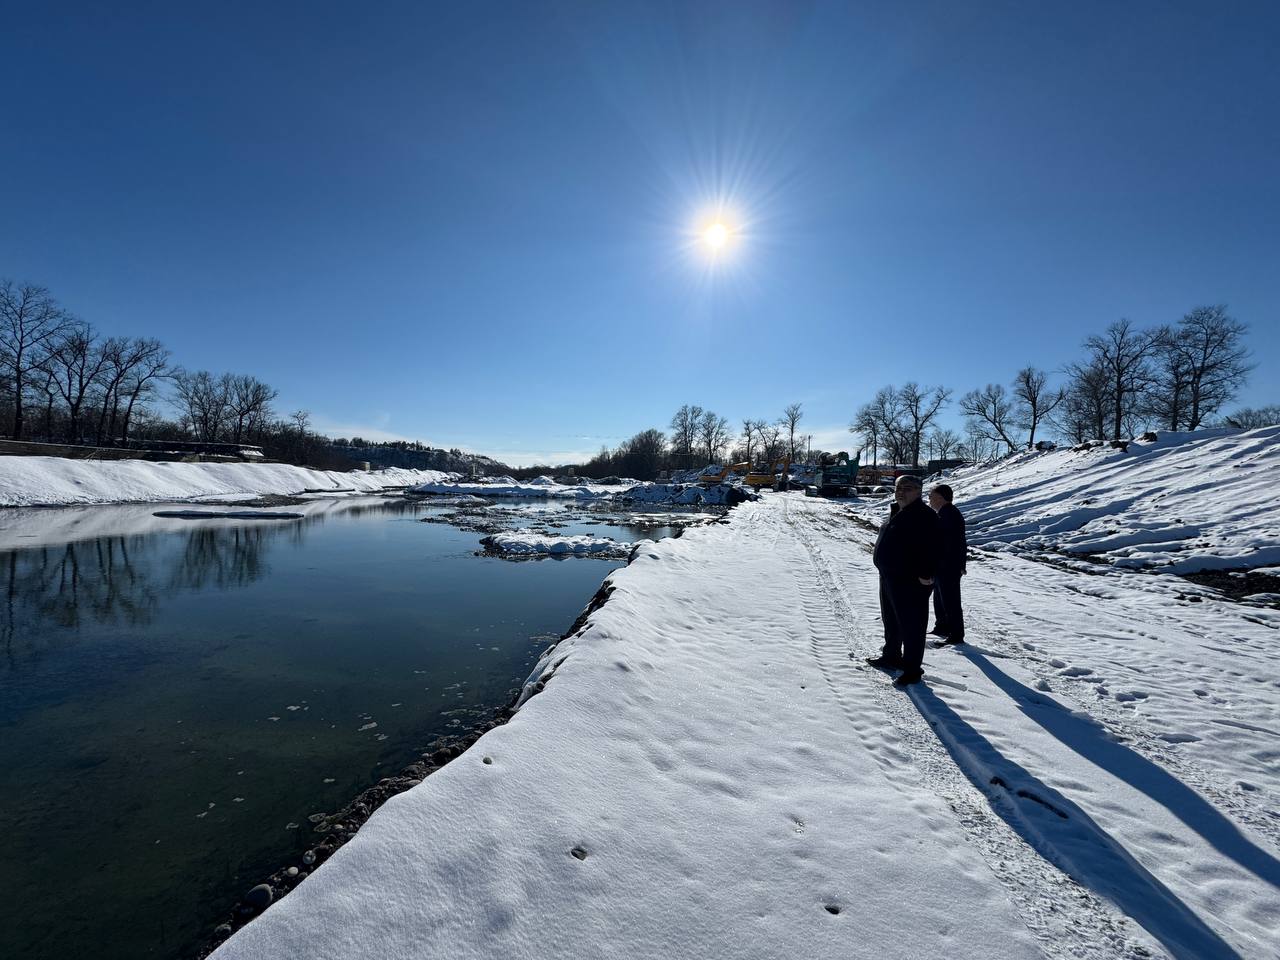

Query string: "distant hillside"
[[929, 426, 1280, 573], [327, 441, 507, 474]]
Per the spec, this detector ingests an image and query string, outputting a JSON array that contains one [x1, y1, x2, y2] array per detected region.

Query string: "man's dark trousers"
[[879, 576, 900, 661], [883, 576, 930, 672], [933, 573, 964, 643]]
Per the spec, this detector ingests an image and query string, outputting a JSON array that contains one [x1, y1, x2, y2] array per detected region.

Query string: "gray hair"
[[894, 474, 922, 490]]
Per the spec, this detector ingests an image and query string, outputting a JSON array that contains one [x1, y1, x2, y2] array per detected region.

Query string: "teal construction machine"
[[804, 451, 860, 497]]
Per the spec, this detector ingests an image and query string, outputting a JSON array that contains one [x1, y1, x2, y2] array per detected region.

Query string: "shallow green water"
[[0, 497, 667, 960]]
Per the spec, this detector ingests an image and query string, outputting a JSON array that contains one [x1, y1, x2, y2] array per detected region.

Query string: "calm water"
[[0, 497, 675, 960]]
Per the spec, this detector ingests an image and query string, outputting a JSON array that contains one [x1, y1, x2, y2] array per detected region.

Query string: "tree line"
[[0, 279, 344, 466], [571, 402, 810, 480], [852, 305, 1261, 466]]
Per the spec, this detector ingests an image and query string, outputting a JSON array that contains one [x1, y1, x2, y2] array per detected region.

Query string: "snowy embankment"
[[478, 530, 632, 559], [0, 455, 452, 508], [411, 476, 751, 506], [211, 493, 1280, 959], [409, 475, 636, 500], [916, 425, 1280, 573]]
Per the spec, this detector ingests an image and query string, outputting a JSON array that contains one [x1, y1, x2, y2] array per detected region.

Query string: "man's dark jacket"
[[873, 498, 940, 582], [936, 502, 967, 576]]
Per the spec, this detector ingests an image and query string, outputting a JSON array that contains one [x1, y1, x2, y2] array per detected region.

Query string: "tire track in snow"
[[782, 496, 1162, 960]]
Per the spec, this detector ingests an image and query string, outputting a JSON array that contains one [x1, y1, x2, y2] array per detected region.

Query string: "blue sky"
[[2, 1, 1277, 464]]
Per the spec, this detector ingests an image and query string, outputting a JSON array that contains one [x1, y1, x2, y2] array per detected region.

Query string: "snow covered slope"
[[0, 456, 451, 507], [409, 476, 633, 499], [919, 425, 1280, 573], [211, 493, 1280, 960]]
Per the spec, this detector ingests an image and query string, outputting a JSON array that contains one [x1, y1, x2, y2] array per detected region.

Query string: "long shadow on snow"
[[909, 681, 1243, 960], [960, 650, 1280, 892]]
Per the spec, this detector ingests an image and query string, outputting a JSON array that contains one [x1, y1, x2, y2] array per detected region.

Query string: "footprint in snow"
[[1058, 666, 1094, 678], [1158, 732, 1201, 744]]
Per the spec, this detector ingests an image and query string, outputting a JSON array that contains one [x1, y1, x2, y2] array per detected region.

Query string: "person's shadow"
[[907, 650, 1272, 959]]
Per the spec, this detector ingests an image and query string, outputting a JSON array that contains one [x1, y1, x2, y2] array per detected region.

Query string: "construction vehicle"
[[804, 451, 860, 497], [744, 456, 791, 491], [698, 461, 750, 486]]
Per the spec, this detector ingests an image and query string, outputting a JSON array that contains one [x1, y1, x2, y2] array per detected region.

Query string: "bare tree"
[[118, 340, 173, 441], [1083, 319, 1161, 439], [740, 418, 759, 464], [1056, 359, 1111, 442], [930, 428, 961, 460], [697, 409, 733, 464], [226, 374, 278, 444], [40, 322, 110, 440], [1011, 366, 1064, 448], [669, 404, 704, 468], [779, 402, 804, 460], [861, 386, 912, 465], [1147, 325, 1194, 431], [962, 422, 994, 463], [850, 404, 880, 467], [1224, 405, 1280, 430], [960, 384, 1019, 453], [1175, 306, 1252, 429], [173, 370, 231, 441], [0, 281, 72, 439], [896, 382, 951, 468], [758, 421, 784, 460]]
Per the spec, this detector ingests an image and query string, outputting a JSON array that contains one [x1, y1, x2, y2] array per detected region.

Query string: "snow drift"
[[917, 425, 1280, 573], [0, 456, 452, 508]]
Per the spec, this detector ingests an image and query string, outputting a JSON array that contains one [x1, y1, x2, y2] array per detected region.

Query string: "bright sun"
[[703, 222, 730, 250]]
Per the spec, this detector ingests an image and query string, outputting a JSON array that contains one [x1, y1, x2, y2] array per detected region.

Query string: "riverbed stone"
[[245, 884, 274, 910]]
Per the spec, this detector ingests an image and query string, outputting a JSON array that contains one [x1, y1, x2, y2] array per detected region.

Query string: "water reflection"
[[1, 514, 328, 670]]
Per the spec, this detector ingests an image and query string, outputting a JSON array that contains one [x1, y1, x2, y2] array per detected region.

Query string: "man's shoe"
[[928, 627, 949, 637], [863, 654, 904, 670], [892, 670, 924, 687], [938, 636, 966, 646]]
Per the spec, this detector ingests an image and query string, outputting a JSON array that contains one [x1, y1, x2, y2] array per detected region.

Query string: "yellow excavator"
[[744, 456, 791, 490], [697, 461, 750, 486]]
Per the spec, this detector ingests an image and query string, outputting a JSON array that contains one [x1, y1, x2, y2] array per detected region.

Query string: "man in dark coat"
[[865, 474, 940, 686], [928, 483, 967, 645]]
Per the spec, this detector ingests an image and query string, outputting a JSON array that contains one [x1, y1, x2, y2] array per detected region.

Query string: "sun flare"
[[703, 222, 730, 250]]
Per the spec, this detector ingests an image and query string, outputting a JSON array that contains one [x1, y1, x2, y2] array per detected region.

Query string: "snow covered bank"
[[0, 455, 452, 508], [409, 476, 634, 500], [478, 530, 632, 559], [912, 425, 1280, 573]]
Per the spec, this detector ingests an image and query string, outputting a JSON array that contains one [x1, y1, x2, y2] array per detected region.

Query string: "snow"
[[410, 476, 751, 506], [619, 482, 750, 505], [912, 425, 1280, 572], [0, 455, 453, 507], [409, 476, 633, 500], [212, 475, 1280, 960], [479, 530, 632, 559]]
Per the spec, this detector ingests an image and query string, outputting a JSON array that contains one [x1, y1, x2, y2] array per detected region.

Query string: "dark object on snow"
[[893, 670, 924, 687], [864, 654, 903, 670], [1034, 440, 1056, 452], [1110, 439, 1130, 452], [1139, 431, 1158, 442]]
